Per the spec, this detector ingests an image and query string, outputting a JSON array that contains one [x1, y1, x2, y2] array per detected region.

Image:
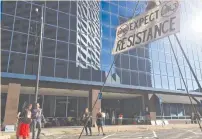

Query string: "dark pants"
[[32, 120, 42, 139], [84, 121, 92, 135]]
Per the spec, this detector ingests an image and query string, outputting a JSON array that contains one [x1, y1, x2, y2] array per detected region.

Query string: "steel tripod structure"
[[78, 1, 202, 138]]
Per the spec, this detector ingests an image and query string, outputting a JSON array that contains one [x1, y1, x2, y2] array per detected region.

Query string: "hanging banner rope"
[[112, 1, 180, 55]]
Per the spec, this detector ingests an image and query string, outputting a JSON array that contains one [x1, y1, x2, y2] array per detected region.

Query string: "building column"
[[89, 89, 101, 127], [149, 94, 157, 120], [4, 83, 21, 125], [142, 93, 157, 120]]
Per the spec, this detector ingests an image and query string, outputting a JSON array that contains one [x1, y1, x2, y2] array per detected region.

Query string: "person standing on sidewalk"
[[17, 104, 32, 139], [96, 109, 105, 136], [32, 103, 45, 139], [82, 108, 92, 136]]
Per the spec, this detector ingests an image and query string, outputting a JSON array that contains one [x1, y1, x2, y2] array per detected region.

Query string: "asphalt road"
[[42, 128, 202, 139]]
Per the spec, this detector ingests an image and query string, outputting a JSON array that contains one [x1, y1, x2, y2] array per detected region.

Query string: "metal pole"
[[34, 5, 44, 103]]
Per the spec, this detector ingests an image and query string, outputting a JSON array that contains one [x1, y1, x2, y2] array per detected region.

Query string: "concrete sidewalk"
[[0, 124, 200, 139]]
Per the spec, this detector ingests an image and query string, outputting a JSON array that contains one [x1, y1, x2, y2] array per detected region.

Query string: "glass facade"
[[1, 0, 202, 93]]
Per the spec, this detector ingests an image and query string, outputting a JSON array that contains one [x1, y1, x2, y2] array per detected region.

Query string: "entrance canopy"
[[150, 94, 202, 104]]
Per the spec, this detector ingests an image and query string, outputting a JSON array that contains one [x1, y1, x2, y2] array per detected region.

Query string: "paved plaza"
[[42, 128, 202, 139]]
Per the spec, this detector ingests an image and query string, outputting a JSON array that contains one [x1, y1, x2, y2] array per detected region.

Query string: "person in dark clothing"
[[83, 108, 92, 136], [32, 103, 45, 139]]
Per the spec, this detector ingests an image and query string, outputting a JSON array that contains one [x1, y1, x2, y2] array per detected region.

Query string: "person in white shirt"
[[102, 111, 106, 126]]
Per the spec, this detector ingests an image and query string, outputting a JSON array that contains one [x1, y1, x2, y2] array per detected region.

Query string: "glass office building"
[[1, 0, 202, 125]]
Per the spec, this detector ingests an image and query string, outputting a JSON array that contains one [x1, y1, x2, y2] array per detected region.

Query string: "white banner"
[[112, 1, 180, 55]]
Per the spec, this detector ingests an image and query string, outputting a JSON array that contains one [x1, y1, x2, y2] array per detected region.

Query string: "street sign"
[[112, 1, 180, 55], [98, 92, 102, 100]]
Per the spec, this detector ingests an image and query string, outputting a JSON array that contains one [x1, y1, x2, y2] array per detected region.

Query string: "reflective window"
[[25, 54, 38, 75], [59, 1, 70, 13], [70, 1, 77, 15], [110, 3, 118, 15], [137, 47, 145, 58], [139, 72, 147, 87], [45, 8, 57, 25], [69, 43, 76, 61], [55, 60, 67, 78], [55, 96, 67, 117], [126, 1, 137, 9], [70, 15, 77, 31], [130, 56, 138, 71], [27, 35, 39, 55], [145, 59, 151, 73], [1, 30, 12, 50], [11, 32, 28, 53], [102, 1, 110, 11], [175, 77, 182, 90], [195, 61, 200, 69], [170, 104, 178, 117], [92, 68, 102, 82], [152, 62, 160, 74], [168, 77, 175, 90], [16, 1, 31, 19], [56, 41, 69, 60], [151, 50, 159, 61], [138, 58, 145, 71], [58, 12, 70, 29], [102, 12, 110, 25], [162, 76, 169, 89], [43, 96, 55, 117], [14, 17, 29, 33], [69, 31, 76, 44], [31, 4, 42, 22], [159, 52, 166, 62], [187, 79, 193, 91], [160, 62, 167, 75], [196, 69, 202, 80], [46, 1, 58, 10], [102, 25, 110, 38], [167, 64, 174, 76], [80, 66, 91, 81], [43, 38, 56, 57], [1, 14, 14, 30], [119, 6, 127, 17], [146, 73, 152, 87], [101, 51, 111, 66], [68, 61, 79, 80], [173, 66, 180, 77], [121, 54, 129, 69], [102, 38, 111, 52], [2, 1, 16, 15], [154, 74, 162, 88], [44, 24, 56, 39], [41, 57, 54, 77], [8, 52, 25, 74], [57, 28, 69, 42], [122, 69, 130, 85], [110, 28, 116, 40], [68, 97, 77, 117], [165, 54, 172, 63], [1, 51, 9, 72], [126, 9, 133, 18], [119, 1, 126, 7]]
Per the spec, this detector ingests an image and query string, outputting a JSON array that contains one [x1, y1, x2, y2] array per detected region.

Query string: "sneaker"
[[103, 133, 106, 136], [97, 133, 100, 136]]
